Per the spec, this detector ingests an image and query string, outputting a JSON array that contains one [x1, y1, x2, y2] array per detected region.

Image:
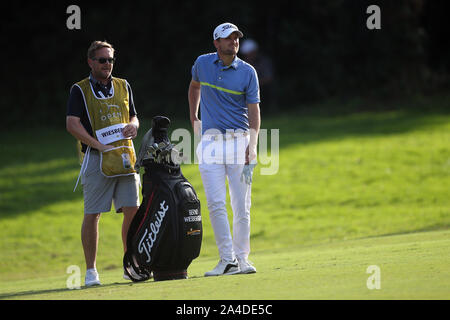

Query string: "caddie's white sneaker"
[[85, 268, 101, 287], [237, 258, 256, 274], [204, 259, 240, 276]]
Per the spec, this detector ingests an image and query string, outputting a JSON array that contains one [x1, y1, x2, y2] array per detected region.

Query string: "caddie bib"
[[75, 77, 137, 178]]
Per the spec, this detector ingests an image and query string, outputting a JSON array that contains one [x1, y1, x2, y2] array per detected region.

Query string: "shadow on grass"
[[0, 281, 135, 300], [1, 105, 448, 219], [262, 108, 449, 148], [357, 224, 448, 240], [0, 157, 84, 219]]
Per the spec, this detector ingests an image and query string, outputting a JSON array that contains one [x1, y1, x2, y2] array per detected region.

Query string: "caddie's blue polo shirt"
[[191, 52, 260, 134]]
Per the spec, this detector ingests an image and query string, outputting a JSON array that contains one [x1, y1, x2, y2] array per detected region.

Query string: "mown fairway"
[[0, 230, 449, 300], [0, 98, 449, 299]]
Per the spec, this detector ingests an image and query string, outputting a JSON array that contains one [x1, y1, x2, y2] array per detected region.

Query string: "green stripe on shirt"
[[200, 82, 245, 95]]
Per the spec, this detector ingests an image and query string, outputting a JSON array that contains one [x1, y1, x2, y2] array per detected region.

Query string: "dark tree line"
[[3, 0, 449, 129]]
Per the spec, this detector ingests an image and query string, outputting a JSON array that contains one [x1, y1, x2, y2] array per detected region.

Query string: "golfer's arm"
[[66, 115, 104, 151], [248, 103, 261, 152], [188, 79, 201, 130]]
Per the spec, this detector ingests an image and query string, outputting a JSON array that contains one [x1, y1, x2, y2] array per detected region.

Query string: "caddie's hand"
[[123, 123, 138, 139], [98, 144, 114, 152], [241, 160, 257, 185]]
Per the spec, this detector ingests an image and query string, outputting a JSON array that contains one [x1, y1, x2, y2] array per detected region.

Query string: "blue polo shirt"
[[191, 52, 260, 134]]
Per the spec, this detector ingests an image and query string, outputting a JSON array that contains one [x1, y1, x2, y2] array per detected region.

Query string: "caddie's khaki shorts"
[[81, 150, 140, 214]]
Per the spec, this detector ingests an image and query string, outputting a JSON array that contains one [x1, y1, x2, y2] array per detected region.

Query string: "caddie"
[[66, 40, 140, 286]]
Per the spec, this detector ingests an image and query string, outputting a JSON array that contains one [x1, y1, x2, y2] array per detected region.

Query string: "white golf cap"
[[213, 22, 244, 40]]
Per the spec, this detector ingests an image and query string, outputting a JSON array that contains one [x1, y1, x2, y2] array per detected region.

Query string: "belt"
[[202, 131, 249, 141]]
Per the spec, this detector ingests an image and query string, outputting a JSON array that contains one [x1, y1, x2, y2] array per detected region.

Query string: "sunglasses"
[[92, 57, 116, 64]]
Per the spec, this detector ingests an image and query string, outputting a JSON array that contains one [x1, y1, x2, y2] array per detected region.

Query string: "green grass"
[[0, 96, 449, 299], [1, 230, 449, 299]]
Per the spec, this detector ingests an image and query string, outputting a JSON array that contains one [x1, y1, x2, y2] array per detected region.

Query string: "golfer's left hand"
[[123, 123, 138, 139], [245, 145, 257, 165], [241, 160, 257, 185]]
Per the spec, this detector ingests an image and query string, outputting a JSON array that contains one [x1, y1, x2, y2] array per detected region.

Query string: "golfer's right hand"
[[192, 119, 202, 137]]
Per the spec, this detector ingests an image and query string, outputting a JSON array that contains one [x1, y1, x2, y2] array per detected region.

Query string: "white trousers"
[[197, 135, 252, 261]]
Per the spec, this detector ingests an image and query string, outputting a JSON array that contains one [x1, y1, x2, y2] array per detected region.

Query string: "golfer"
[[188, 23, 261, 276], [66, 41, 140, 286]]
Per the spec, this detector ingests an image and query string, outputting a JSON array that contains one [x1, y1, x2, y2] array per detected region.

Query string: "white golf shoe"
[[85, 268, 101, 287], [204, 259, 240, 276], [237, 258, 256, 274]]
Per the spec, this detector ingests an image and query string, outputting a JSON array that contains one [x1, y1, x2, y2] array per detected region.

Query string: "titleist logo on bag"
[[137, 200, 169, 263]]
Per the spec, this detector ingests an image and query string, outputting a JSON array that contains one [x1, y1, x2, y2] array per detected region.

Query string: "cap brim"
[[221, 29, 244, 39]]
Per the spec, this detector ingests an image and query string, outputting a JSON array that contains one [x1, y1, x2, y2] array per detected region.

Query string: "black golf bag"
[[123, 116, 202, 282]]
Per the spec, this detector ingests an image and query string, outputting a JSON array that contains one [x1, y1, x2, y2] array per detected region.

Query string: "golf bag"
[[123, 116, 202, 282]]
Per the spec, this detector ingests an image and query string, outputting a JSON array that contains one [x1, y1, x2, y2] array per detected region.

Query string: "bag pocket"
[[100, 146, 136, 177], [176, 181, 202, 265]]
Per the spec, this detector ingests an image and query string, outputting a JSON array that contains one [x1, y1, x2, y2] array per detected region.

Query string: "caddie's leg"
[[81, 213, 101, 270], [114, 174, 140, 253]]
